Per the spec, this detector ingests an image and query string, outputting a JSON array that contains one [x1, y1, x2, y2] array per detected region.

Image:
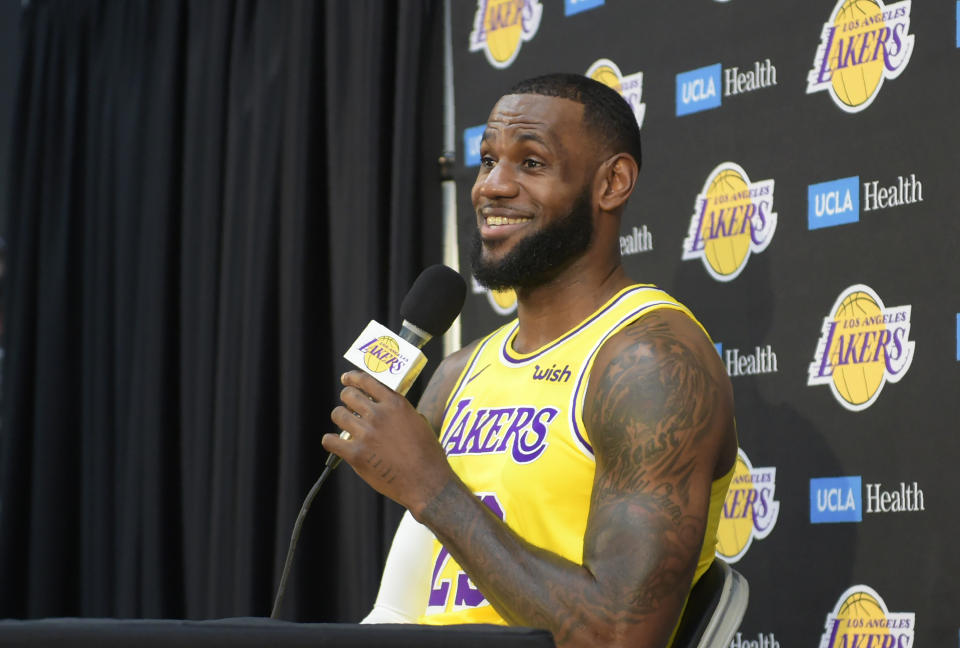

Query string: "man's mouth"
[[485, 215, 531, 226]]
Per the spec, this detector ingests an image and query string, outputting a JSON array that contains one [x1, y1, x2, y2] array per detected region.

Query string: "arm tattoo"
[[577, 313, 719, 636], [421, 312, 724, 647]]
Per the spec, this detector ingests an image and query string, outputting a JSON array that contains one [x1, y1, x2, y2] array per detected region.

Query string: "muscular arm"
[[418, 310, 733, 647], [327, 310, 735, 647]]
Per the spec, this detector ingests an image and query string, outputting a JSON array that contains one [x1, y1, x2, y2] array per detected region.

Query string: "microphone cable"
[[269, 463, 334, 620], [268, 264, 466, 620]]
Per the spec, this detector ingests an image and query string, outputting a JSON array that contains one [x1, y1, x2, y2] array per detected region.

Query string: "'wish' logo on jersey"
[[819, 585, 915, 648], [808, 284, 914, 411], [682, 162, 777, 282], [807, 0, 914, 113], [716, 450, 779, 563], [440, 398, 553, 464], [469, 0, 543, 69], [586, 58, 645, 130]]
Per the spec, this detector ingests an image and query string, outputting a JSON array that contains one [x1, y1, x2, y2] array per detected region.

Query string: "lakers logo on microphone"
[[682, 162, 777, 282], [808, 284, 914, 411], [819, 586, 915, 648], [469, 0, 543, 69], [806, 0, 914, 113], [716, 450, 779, 563], [358, 335, 408, 375]]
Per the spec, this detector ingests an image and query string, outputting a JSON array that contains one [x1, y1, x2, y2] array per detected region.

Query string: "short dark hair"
[[506, 73, 642, 170]]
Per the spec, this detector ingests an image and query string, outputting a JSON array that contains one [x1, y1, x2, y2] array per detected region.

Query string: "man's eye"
[[480, 156, 496, 168], [523, 159, 543, 169]]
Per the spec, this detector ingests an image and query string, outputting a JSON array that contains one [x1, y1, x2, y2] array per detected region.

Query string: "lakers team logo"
[[585, 58, 646, 129], [682, 162, 777, 282], [808, 284, 914, 411], [472, 277, 517, 316], [819, 585, 915, 648], [358, 335, 408, 375], [487, 287, 517, 315], [807, 0, 914, 113], [716, 449, 779, 563], [469, 0, 543, 69]]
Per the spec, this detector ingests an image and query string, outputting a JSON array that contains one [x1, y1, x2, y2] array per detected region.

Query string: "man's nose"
[[475, 161, 519, 199]]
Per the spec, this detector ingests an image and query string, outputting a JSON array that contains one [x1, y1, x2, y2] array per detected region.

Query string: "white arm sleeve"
[[360, 510, 436, 624]]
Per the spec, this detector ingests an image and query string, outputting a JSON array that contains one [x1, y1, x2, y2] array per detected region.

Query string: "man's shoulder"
[[583, 306, 735, 475], [416, 337, 484, 432], [437, 337, 484, 381], [594, 306, 720, 375]]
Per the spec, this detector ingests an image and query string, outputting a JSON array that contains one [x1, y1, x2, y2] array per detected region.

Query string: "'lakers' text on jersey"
[[420, 284, 732, 628]]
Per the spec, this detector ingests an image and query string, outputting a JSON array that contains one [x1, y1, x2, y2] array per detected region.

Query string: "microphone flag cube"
[[343, 320, 427, 396]]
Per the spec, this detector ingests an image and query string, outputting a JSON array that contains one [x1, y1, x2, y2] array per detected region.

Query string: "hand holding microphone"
[[271, 265, 465, 619], [325, 264, 466, 468], [324, 265, 466, 513]]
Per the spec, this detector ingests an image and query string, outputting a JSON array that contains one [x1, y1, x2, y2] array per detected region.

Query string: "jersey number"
[[427, 492, 504, 610]]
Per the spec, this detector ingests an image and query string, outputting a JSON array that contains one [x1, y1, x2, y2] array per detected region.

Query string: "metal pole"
[[440, 0, 461, 356]]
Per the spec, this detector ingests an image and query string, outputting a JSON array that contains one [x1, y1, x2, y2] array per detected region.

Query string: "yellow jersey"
[[421, 284, 734, 638]]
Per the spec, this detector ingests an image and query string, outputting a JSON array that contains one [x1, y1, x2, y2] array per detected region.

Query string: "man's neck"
[[511, 261, 632, 354]]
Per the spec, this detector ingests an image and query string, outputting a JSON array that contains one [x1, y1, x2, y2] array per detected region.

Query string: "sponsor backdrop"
[[450, 1, 959, 645]]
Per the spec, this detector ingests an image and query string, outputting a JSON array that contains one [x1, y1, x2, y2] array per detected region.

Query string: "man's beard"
[[471, 188, 594, 291]]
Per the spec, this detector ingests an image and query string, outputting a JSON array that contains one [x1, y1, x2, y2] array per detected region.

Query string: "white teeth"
[[486, 216, 529, 226]]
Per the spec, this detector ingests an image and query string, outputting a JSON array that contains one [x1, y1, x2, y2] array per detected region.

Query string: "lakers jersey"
[[420, 284, 733, 633]]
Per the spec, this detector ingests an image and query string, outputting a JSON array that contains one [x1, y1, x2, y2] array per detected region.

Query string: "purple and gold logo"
[[820, 585, 915, 648], [469, 0, 543, 69], [471, 276, 517, 316], [358, 336, 409, 375], [808, 284, 914, 411], [807, 0, 914, 113], [716, 450, 779, 563], [586, 58, 645, 130], [682, 162, 777, 282], [440, 398, 553, 464]]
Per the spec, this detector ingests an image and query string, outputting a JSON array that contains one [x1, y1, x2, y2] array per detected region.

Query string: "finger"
[[341, 370, 395, 402], [321, 431, 351, 458], [331, 405, 364, 435], [340, 385, 376, 417]]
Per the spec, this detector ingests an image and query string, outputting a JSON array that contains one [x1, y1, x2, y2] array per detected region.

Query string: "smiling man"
[[325, 74, 738, 648]]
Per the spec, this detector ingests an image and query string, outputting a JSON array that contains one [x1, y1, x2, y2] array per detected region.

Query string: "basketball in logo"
[[806, 0, 914, 112], [701, 169, 752, 277], [469, 0, 543, 70], [682, 162, 777, 282], [715, 449, 778, 563], [588, 62, 622, 93], [819, 585, 914, 648], [483, 0, 525, 65], [829, 290, 886, 407], [716, 454, 754, 560], [488, 287, 518, 315], [808, 284, 915, 411], [833, 590, 890, 646], [830, 0, 885, 108], [585, 58, 646, 130], [363, 336, 399, 373]]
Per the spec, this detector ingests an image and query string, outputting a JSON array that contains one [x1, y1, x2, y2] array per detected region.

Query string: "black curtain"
[[0, 0, 445, 622]]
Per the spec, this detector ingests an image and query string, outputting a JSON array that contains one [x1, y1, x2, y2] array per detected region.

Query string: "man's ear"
[[596, 153, 639, 212]]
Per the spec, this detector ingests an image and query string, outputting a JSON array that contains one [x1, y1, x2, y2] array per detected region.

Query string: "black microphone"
[[328, 265, 466, 467], [398, 264, 470, 348]]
